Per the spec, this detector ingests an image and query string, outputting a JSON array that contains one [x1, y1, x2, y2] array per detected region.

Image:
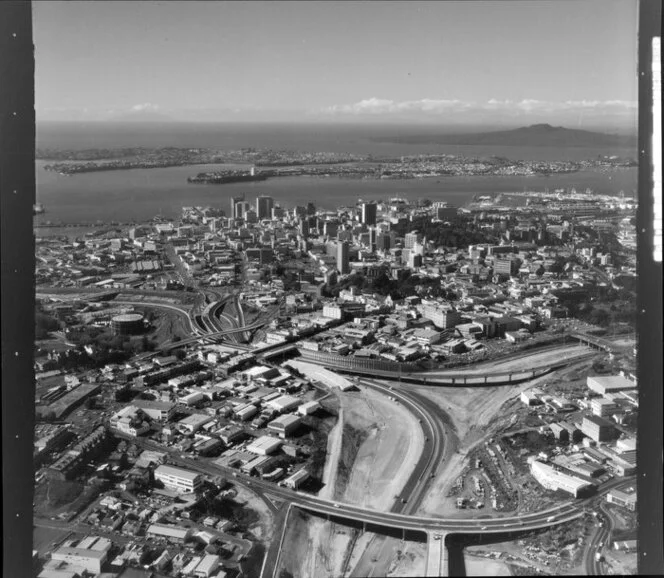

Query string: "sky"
[[33, 0, 639, 129]]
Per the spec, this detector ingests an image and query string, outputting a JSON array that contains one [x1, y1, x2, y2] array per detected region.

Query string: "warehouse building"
[[268, 414, 302, 438], [586, 375, 636, 395], [530, 459, 594, 498], [50, 546, 108, 575], [267, 395, 301, 414], [146, 523, 191, 542], [177, 413, 214, 434], [246, 436, 283, 456]]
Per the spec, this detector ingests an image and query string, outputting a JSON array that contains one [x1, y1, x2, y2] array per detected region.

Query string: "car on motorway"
[[433, 534, 441, 540], [481, 526, 487, 530], [333, 503, 340, 509], [546, 515, 555, 522]]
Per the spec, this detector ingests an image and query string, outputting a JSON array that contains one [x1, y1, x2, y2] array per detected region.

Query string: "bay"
[[35, 160, 637, 225]]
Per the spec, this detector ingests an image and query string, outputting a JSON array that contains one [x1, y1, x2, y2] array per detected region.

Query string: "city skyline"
[[34, 0, 638, 129]]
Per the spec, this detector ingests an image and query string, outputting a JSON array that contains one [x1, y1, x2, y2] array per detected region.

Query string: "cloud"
[[320, 98, 637, 118], [322, 97, 470, 115], [131, 102, 160, 112]]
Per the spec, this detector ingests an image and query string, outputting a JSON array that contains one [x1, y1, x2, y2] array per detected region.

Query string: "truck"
[[595, 552, 603, 562]]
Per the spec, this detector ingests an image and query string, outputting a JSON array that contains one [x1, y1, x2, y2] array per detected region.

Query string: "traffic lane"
[[121, 425, 626, 530]]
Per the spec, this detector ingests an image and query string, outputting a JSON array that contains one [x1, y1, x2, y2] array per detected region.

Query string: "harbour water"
[[34, 122, 638, 224]]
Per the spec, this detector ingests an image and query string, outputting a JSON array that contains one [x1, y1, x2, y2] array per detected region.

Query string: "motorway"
[[584, 480, 633, 575]]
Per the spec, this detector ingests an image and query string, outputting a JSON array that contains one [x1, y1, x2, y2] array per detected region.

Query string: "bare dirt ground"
[[276, 509, 356, 578], [386, 540, 427, 577], [464, 554, 512, 576], [232, 484, 274, 543], [279, 384, 424, 577], [340, 386, 424, 510], [412, 369, 566, 518], [426, 344, 592, 375]]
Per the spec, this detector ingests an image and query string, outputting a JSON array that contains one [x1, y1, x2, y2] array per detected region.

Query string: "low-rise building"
[[154, 464, 202, 494], [530, 459, 594, 498], [606, 486, 637, 511], [50, 546, 107, 575], [246, 436, 283, 456], [581, 415, 617, 442], [281, 468, 310, 489], [586, 375, 636, 395], [590, 398, 620, 418], [267, 414, 302, 438]]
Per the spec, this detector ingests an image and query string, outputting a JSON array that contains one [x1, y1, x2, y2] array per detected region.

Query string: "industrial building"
[[154, 464, 202, 494], [581, 415, 617, 442], [111, 313, 145, 336], [110, 406, 151, 437], [246, 436, 283, 456], [267, 414, 302, 438], [530, 459, 594, 498], [586, 375, 636, 395], [606, 486, 637, 511], [132, 399, 176, 421], [281, 468, 310, 489], [146, 523, 191, 542]]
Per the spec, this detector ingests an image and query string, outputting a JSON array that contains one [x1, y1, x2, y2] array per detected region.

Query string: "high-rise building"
[[368, 227, 377, 251], [306, 202, 316, 216], [323, 221, 338, 239], [337, 241, 350, 275], [234, 201, 251, 219], [299, 219, 310, 237], [361, 202, 377, 226], [376, 233, 391, 252], [231, 194, 245, 218], [256, 195, 274, 220], [493, 256, 520, 277], [404, 231, 421, 249]]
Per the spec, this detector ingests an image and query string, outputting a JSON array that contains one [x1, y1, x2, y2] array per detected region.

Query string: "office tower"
[[494, 257, 520, 276], [408, 252, 423, 268], [376, 232, 391, 252], [231, 194, 245, 218], [405, 231, 421, 249], [337, 241, 350, 275], [323, 221, 338, 239], [244, 209, 257, 224], [361, 202, 377, 226], [293, 206, 307, 218], [368, 227, 377, 251], [306, 202, 316, 216], [234, 200, 251, 219], [299, 219, 310, 237], [271, 206, 284, 219], [256, 195, 274, 220]]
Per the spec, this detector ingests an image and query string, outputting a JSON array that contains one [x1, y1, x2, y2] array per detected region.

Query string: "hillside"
[[372, 124, 637, 148]]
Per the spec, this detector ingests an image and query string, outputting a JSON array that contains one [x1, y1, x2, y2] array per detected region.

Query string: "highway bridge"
[[297, 350, 596, 386], [159, 320, 269, 351]]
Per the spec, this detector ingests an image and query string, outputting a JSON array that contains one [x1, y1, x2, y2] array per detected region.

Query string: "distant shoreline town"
[[39, 146, 636, 182]]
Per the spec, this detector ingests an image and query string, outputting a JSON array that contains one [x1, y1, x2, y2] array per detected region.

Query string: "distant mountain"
[[371, 124, 637, 148]]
